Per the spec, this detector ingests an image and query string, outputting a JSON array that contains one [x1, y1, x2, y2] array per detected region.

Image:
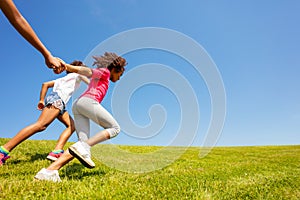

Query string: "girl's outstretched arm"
[[65, 64, 93, 78]]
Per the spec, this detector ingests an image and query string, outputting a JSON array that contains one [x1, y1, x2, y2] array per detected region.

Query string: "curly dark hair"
[[70, 60, 83, 66], [92, 52, 127, 72]]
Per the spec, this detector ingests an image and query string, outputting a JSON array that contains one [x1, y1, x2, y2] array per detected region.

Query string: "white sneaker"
[[34, 168, 61, 182], [69, 141, 95, 169]]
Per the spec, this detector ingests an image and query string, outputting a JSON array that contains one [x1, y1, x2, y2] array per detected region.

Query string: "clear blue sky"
[[0, 0, 299, 147]]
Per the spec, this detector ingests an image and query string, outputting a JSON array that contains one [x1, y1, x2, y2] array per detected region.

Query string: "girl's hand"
[[53, 67, 64, 74], [37, 101, 45, 110]]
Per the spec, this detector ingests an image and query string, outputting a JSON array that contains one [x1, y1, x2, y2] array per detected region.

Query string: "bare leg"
[[47, 149, 74, 170], [85, 130, 110, 147], [52, 112, 75, 150], [3, 106, 60, 152], [46, 130, 110, 171]]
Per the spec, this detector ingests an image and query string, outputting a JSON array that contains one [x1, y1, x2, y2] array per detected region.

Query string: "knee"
[[71, 126, 76, 133], [34, 122, 48, 132], [69, 120, 76, 133]]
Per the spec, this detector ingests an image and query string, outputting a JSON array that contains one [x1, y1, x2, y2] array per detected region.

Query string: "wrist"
[[42, 49, 52, 59], [65, 64, 69, 72], [65, 64, 78, 73]]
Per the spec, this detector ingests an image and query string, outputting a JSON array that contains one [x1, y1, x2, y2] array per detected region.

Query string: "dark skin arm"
[[0, 0, 62, 72]]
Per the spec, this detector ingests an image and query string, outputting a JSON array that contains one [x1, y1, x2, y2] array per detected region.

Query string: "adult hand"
[[45, 55, 61, 69], [52, 57, 66, 74]]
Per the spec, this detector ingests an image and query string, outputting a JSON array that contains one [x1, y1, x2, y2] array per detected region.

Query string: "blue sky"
[[0, 0, 299, 147]]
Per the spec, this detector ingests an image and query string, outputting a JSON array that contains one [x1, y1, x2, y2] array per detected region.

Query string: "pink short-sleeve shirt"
[[80, 68, 110, 103]]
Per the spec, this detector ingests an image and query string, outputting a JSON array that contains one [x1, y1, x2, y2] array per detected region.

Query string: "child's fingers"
[[53, 66, 64, 74], [37, 102, 44, 110]]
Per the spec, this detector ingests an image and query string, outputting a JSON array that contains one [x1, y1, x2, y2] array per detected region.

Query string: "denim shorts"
[[45, 92, 66, 114]]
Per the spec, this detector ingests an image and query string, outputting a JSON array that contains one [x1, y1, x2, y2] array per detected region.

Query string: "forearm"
[[65, 64, 92, 77], [1, 0, 51, 58], [39, 83, 49, 102], [15, 18, 51, 58], [79, 75, 90, 84]]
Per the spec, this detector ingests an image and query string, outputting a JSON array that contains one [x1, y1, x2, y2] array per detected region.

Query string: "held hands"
[[45, 55, 61, 69], [45, 55, 66, 74], [45, 55, 63, 74], [52, 57, 66, 74]]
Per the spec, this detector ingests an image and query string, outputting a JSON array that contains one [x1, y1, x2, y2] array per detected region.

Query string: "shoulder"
[[63, 73, 79, 79], [69, 72, 80, 78]]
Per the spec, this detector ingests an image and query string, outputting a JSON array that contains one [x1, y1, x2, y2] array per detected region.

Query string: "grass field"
[[0, 138, 299, 200]]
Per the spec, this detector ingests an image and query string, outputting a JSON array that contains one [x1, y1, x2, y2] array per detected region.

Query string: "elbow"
[[41, 83, 48, 89]]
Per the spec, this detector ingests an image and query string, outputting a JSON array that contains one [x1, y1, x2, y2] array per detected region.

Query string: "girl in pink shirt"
[[35, 52, 127, 182]]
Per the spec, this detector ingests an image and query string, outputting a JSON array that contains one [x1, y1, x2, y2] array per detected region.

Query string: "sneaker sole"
[[46, 155, 58, 162], [69, 146, 95, 169]]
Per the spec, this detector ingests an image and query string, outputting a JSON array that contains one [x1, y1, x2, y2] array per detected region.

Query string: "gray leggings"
[[72, 96, 120, 142]]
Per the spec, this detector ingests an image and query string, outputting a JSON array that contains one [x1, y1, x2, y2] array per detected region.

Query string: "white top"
[[53, 73, 81, 104]]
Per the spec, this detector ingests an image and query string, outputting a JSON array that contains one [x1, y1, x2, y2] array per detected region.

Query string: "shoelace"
[[77, 145, 90, 158]]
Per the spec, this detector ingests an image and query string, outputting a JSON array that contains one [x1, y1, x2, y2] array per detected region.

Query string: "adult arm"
[[0, 0, 61, 70]]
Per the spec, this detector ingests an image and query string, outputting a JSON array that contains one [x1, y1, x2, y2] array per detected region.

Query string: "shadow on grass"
[[5, 152, 48, 165], [7, 159, 22, 165], [61, 163, 106, 180], [28, 152, 49, 161]]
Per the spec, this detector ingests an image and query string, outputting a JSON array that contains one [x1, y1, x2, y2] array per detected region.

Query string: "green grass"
[[0, 138, 299, 200]]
